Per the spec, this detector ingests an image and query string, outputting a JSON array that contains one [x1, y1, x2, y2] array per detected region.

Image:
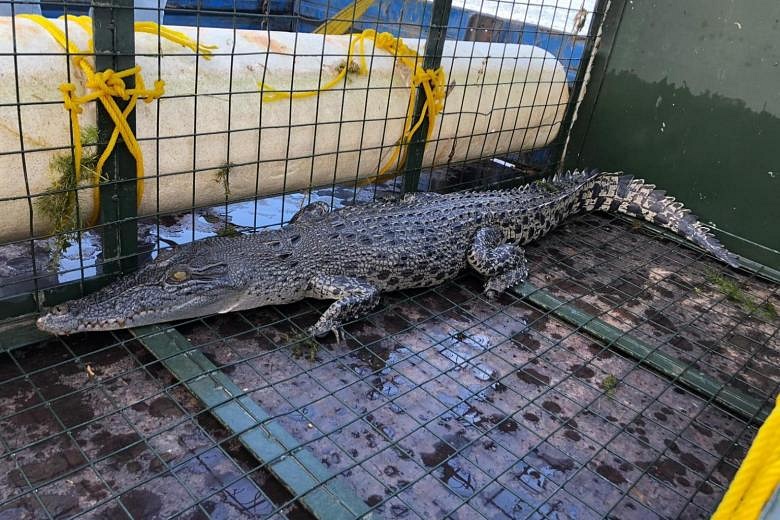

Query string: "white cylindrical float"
[[0, 16, 570, 241]]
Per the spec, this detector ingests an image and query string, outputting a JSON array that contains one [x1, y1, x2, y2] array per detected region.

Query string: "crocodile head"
[[36, 233, 297, 335]]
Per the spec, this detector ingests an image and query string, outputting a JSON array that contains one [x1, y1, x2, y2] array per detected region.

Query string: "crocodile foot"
[[307, 320, 346, 344], [289, 331, 322, 360]]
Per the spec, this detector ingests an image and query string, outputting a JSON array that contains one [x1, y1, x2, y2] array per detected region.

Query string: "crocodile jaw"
[[35, 295, 233, 334], [35, 266, 241, 335], [36, 295, 167, 335], [37, 312, 130, 334], [35, 284, 251, 334]]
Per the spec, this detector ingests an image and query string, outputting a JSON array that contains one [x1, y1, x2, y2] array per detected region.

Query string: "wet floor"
[[1, 188, 778, 518], [0, 331, 308, 519]]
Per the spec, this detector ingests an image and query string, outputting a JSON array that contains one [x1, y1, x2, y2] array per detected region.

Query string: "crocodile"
[[36, 170, 739, 337]]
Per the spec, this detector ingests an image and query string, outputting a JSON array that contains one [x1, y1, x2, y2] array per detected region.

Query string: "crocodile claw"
[[287, 330, 321, 360], [307, 320, 346, 344], [485, 289, 500, 300]]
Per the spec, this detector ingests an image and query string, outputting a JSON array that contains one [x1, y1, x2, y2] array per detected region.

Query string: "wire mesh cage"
[[0, 0, 597, 318], [1, 0, 779, 518]]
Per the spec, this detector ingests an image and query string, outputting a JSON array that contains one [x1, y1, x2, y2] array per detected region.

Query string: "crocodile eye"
[[169, 270, 189, 282]]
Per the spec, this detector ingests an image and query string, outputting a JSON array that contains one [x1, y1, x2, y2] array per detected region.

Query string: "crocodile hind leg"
[[468, 227, 529, 299], [305, 274, 381, 341]]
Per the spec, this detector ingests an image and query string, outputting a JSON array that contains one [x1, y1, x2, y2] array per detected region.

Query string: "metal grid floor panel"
[[160, 214, 775, 518], [0, 211, 777, 519], [0, 333, 302, 519], [533, 215, 779, 406]]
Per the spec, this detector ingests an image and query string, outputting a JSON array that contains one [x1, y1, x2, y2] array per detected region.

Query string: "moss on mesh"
[[705, 269, 777, 320], [216, 224, 241, 237], [214, 163, 231, 199], [37, 126, 99, 261], [533, 179, 560, 193], [601, 374, 618, 396]]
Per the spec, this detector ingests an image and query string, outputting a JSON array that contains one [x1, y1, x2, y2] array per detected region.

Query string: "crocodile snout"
[[37, 307, 79, 335], [37, 307, 130, 335]]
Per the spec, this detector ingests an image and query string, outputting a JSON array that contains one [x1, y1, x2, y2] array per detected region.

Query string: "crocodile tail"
[[582, 171, 739, 268]]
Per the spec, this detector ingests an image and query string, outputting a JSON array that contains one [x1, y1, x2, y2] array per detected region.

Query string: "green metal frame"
[[512, 282, 771, 424], [3, 2, 775, 516], [564, 0, 780, 270], [401, 0, 452, 194], [93, 0, 139, 275], [131, 325, 371, 519]]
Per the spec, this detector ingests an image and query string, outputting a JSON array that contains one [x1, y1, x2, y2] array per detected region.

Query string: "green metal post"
[[551, 0, 608, 174], [92, 0, 139, 275], [401, 0, 452, 194]]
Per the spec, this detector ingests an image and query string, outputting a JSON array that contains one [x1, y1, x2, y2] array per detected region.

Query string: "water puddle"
[[420, 441, 475, 498]]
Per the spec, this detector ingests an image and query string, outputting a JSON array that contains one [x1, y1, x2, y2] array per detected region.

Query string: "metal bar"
[[92, 0, 139, 275], [131, 325, 371, 520], [401, 0, 452, 194], [512, 281, 771, 423], [552, 0, 610, 173], [562, 0, 628, 170], [619, 215, 780, 285], [0, 315, 50, 352]]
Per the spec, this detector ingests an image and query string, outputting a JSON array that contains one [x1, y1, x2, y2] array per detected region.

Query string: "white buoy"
[[0, 16, 569, 241]]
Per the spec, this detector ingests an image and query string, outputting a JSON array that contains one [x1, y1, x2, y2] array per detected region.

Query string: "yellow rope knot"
[[58, 84, 82, 113], [88, 69, 131, 98], [55, 60, 165, 225], [257, 28, 447, 179], [409, 67, 446, 140], [17, 14, 217, 226]]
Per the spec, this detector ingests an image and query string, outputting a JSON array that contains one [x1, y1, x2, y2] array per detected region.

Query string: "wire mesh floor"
[[1, 212, 778, 519]]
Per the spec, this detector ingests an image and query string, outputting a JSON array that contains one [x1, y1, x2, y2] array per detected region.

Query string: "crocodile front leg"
[[305, 274, 381, 341], [468, 227, 529, 299]]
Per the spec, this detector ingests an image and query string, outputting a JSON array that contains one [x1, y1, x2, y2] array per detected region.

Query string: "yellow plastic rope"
[[258, 29, 446, 178], [134, 21, 218, 58], [17, 14, 216, 226], [712, 394, 780, 520], [313, 0, 375, 35]]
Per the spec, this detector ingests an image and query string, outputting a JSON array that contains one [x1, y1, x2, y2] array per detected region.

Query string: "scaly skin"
[[36, 170, 739, 337]]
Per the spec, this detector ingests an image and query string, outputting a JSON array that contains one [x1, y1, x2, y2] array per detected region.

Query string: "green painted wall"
[[567, 0, 780, 269]]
